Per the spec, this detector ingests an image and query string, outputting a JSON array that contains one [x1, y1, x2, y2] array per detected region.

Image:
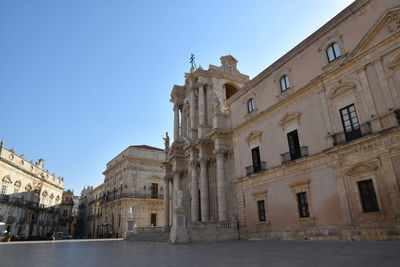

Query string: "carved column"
[[163, 176, 170, 228], [198, 83, 206, 127], [173, 171, 180, 210], [199, 158, 209, 221], [190, 88, 197, 139], [190, 160, 199, 222], [174, 104, 180, 141], [215, 150, 227, 221]]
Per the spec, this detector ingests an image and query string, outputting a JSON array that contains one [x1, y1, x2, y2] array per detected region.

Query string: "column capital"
[[190, 160, 199, 167]]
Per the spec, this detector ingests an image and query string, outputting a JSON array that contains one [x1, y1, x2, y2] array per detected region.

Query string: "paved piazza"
[[0, 240, 399, 267]]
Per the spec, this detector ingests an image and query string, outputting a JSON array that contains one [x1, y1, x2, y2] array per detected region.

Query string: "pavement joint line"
[[0, 238, 124, 245]]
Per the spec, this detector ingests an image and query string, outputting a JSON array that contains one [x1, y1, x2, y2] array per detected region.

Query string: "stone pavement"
[[0, 239, 399, 267]]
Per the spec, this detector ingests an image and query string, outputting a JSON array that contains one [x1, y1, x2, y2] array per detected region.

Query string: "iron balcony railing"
[[245, 161, 267, 176], [331, 122, 372, 146], [0, 195, 48, 210], [100, 193, 164, 204], [281, 146, 309, 164]]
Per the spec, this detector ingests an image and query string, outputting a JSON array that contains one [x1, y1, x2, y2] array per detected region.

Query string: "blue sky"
[[0, 0, 354, 195]]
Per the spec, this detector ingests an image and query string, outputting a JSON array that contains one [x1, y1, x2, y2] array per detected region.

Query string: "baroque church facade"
[[163, 0, 400, 242]]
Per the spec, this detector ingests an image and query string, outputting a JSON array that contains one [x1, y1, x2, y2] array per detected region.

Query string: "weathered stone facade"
[[165, 0, 400, 242], [87, 145, 165, 238], [0, 142, 65, 238]]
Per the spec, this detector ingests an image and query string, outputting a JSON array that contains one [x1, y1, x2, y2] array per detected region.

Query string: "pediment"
[[279, 112, 301, 127], [2, 175, 12, 184], [25, 184, 32, 191], [14, 180, 21, 187], [347, 163, 378, 176], [328, 83, 356, 99], [352, 8, 400, 57], [246, 131, 263, 142]]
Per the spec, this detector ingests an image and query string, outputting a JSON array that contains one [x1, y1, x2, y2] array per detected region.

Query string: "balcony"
[[281, 146, 309, 164], [100, 193, 164, 204], [331, 122, 372, 146], [245, 162, 267, 176]]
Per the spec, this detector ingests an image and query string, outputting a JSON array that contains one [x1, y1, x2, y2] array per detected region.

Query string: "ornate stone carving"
[[385, 14, 400, 33]]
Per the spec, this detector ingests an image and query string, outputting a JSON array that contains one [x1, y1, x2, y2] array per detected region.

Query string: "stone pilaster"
[[374, 58, 395, 110], [174, 103, 180, 141], [190, 160, 199, 222], [199, 158, 209, 221], [163, 175, 170, 228], [190, 88, 198, 139], [215, 150, 227, 221]]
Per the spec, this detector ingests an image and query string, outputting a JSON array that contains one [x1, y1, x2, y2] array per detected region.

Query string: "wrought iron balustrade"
[[281, 146, 309, 164], [100, 193, 164, 204], [245, 161, 267, 176], [331, 122, 372, 146]]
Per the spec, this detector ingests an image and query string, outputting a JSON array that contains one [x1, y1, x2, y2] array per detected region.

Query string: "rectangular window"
[[358, 180, 379, 212], [257, 200, 266, 222], [296, 192, 310, 218], [251, 147, 261, 172], [287, 130, 301, 160], [151, 213, 157, 226], [1, 184, 7, 194], [151, 183, 158, 199], [340, 104, 361, 142]]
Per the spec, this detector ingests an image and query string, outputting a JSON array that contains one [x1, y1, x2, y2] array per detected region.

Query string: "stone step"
[[125, 231, 170, 242]]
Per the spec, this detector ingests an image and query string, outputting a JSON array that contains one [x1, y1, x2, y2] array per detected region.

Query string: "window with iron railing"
[[296, 192, 310, 218], [358, 180, 379, 213]]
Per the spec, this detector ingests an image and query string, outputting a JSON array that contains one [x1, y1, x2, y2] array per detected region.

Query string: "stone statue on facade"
[[190, 53, 196, 72], [163, 132, 170, 150], [177, 190, 183, 208]]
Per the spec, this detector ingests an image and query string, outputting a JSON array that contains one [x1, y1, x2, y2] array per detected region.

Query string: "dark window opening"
[[251, 147, 261, 173], [358, 180, 379, 212], [151, 213, 157, 226], [287, 130, 301, 161], [225, 84, 238, 100], [151, 183, 158, 199], [296, 192, 310, 218], [340, 104, 361, 142], [257, 200, 266, 222]]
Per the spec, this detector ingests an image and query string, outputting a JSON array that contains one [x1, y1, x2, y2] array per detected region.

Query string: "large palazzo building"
[[86, 145, 165, 238], [0, 141, 65, 238], [164, 0, 400, 242]]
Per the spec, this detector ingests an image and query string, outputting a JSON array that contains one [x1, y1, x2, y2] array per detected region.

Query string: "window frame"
[[326, 42, 341, 63], [280, 75, 290, 92], [247, 98, 255, 113], [357, 179, 380, 213], [296, 192, 310, 218], [257, 200, 266, 222]]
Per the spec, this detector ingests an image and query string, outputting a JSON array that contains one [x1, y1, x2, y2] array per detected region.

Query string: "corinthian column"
[[163, 176, 170, 228], [190, 160, 199, 222], [198, 83, 206, 127], [199, 158, 209, 221], [215, 150, 227, 221], [190, 88, 197, 139], [174, 104, 180, 141]]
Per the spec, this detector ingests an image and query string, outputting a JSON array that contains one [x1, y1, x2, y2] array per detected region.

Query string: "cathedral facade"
[[164, 0, 400, 242]]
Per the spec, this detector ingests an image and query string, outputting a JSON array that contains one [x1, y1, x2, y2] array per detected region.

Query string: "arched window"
[[326, 42, 341, 63], [247, 98, 255, 113], [280, 75, 290, 92]]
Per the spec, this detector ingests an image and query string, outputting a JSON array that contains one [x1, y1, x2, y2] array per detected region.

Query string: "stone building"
[[88, 145, 165, 238], [87, 183, 103, 238], [56, 190, 75, 236], [76, 186, 92, 238], [164, 0, 400, 242], [0, 141, 65, 238]]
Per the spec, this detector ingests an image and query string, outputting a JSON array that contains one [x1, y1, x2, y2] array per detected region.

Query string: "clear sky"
[[0, 0, 354, 195]]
